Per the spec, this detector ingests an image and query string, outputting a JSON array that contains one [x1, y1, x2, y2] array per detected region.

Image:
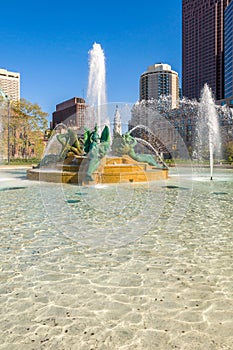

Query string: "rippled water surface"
[[0, 167, 233, 349]]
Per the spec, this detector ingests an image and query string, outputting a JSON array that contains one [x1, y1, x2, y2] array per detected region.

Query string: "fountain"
[[27, 119, 168, 183], [128, 124, 167, 167], [27, 44, 168, 184], [86, 42, 107, 130], [2, 128, 233, 349], [2, 45, 233, 350], [196, 84, 221, 180]]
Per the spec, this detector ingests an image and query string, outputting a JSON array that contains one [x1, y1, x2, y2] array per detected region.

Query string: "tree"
[[12, 98, 48, 131], [224, 141, 233, 163], [1, 98, 49, 160]]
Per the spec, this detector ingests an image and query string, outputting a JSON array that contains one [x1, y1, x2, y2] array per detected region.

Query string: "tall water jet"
[[197, 84, 221, 180], [86, 43, 107, 129]]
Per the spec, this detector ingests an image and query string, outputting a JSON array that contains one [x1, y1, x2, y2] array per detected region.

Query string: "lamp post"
[[4, 94, 11, 164], [7, 97, 10, 164], [0, 90, 11, 164]]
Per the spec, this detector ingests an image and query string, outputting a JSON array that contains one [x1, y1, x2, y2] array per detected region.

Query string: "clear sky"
[[1, 0, 181, 123]]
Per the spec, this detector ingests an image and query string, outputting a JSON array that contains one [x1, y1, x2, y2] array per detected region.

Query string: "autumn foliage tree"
[[1, 98, 48, 160], [224, 141, 233, 163]]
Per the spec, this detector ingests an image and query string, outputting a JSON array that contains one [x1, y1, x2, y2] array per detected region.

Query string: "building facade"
[[139, 64, 179, 109], [0, 68, 20, 101], [182, 0, 231, 101], [225, 1, 233, 98], [129, 97, 233, 159], [52, 97, 86, 134]]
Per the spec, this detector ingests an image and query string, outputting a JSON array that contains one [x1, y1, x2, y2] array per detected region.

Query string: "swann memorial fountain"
[[27, 43, 168, 184], [1, 44, 233, 350], [27, 122, 168, 184]]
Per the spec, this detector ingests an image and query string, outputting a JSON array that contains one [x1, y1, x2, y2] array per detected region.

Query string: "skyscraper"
[[140, 63, 179, 109], [224, 1, 233, 98], [182, 0, 231, 101], [0, 68, 20, 101]]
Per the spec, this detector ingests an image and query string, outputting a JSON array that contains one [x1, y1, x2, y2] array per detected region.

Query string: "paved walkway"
[[0, 165, 34, 169]]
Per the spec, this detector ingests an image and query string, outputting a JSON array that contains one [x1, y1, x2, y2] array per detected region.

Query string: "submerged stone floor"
[[0, 167, 233, 349]]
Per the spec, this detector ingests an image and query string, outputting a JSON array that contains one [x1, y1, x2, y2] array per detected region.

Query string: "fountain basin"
[[27, 155, 168, 184]]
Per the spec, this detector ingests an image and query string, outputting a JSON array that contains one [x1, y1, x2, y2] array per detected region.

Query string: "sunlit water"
[[196, 84, 221, 180], [86, 43, 107, 129], [1, 167, 233, 349]]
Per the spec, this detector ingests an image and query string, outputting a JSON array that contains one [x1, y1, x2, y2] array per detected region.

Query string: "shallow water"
[[0, 167, 233, 349]]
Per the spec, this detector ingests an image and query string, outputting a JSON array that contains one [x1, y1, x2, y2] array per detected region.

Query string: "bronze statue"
[[56, 128, 84, 158], [85, 125, 111, 181], [112, 131, 166, 168]]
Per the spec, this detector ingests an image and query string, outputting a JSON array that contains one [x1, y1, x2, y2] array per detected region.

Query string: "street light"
[[0, 89, 11, 164], [7, 97, 10, 164], [0, 90, 11, 164]]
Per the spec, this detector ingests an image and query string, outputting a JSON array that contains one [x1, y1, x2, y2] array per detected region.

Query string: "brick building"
[[52, 97, 86, 135]]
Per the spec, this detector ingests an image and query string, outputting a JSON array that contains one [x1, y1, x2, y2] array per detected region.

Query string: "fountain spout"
[[86, 43, 107, 130], [197, 84, 221, 180]]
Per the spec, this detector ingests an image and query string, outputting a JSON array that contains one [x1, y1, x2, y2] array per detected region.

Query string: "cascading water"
[[196, 84, 221, 180], [128, 124, 167, 166], [86, 43, 107, 130]]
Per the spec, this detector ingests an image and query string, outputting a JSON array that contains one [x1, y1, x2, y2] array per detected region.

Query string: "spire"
[[113, 105, 122, 135]]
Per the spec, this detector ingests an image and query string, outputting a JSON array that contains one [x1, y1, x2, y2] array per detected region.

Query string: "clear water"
[[1, 167, 233, 349]]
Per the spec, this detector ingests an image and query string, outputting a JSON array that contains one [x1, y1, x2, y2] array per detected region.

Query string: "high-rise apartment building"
[[140, 63, 179, 109], [182, 0, 231, 101], [0, 68, 20, 101]]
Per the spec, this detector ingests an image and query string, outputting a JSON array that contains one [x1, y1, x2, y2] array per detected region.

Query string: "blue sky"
[[1, 0, 181, 122]]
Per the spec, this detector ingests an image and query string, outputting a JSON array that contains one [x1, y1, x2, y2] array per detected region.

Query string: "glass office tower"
[[182, 0, 231, 101], [224, 1, 233, 98]]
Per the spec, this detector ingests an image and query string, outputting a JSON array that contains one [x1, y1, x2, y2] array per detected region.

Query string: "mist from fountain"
[[86, 43, 107, 130], [197, 84, 221, 180]]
